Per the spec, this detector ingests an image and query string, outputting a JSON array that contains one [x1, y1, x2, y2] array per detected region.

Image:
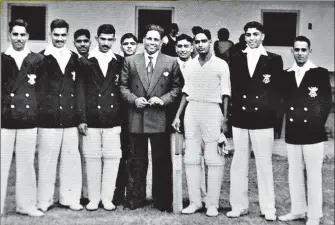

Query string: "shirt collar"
[[144, 50, 159, 61], [177, 57, 191, 65], [287, 60, 317, 72], [4, 45, 30, 58], [88, 47, 116, 60], [242, 44, 268, 56]]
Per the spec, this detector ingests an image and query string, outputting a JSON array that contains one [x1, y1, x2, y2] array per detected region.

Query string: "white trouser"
[[230, 127, 275, 215], [82, 127, 121, 201], [184, 102, 225, 208], [37, 127, 82, 207], [286, 142, 324, 219], [1, 128, 38, 214]]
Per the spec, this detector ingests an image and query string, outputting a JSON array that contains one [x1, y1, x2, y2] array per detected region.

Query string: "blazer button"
[[10, 93, 15, 97], [243, 95, 246, 99], [304, 107, 308, 111], [26, 105, 30, 108], [111, 105, 114, 108], [71, 106, 73, 109], [97, 105, 101, 109], [99, 94, 101, 97], [255, 96, 259, 99], [242, 106, 246, 110], [304, 119, 307, 123], [60, 106, 63, 109], [289, 118, 293, 122], [255, 107, 258, 111], [290, 107, 294, 111], [26, 93, 30, 97], [111, 93, 114, 96], [11, 104, 15, 108], [71, 94, 74, 97], [59, 94, 62, 97]]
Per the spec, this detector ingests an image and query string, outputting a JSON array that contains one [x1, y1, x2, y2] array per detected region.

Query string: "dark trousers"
[[125, 132, 172, 210]]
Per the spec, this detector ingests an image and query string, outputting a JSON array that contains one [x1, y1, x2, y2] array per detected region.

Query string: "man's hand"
[[135, 97, 149, 108], [172, 117, 181, 133], [148, 96, 164, 106], [221, 118, 228, 134], [78, 123, 88, 136]]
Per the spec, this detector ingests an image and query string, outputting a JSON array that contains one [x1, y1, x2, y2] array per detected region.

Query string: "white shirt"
[[144, 50, 159, 70], [4, 45, 31, 70], [44, 45, 72, 74], [177, 57, 192, 74], [242, 44, 268, 77], [287, 60, 317, 87], [88, 47, 117, 77], [182, 55, 231, 103]]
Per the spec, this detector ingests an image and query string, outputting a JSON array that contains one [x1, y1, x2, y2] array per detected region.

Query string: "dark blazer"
[[36, 50, 81, 128], [229, 50, 283, 129], [283, 67, 331, 144], [1, 52, 44, 129], [120, 52, 182, 133], [77, 54, 124, 128]]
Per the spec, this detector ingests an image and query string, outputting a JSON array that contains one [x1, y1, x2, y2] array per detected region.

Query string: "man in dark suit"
[[120, 24, 183, 211], [77, 24, 124, 211], [278, 36, 331, 225], [36, 19, 83, 212], [1, 19, 44, 217], [227, 21, 283, 221]]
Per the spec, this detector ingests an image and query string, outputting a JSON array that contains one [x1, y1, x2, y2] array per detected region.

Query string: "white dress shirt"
[[144, 50, 159, 70], [5, 45, 31, 70], [44, 45, 72, 74], [287, 60, 317, 87], [88, 47, 117, 77], [242, 45, 268, 77]]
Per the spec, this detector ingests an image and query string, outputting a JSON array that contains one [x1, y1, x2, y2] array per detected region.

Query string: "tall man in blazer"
[[278, 36, 331, 225], [36, 19, 83, 212], [1, 19, 44, 217], [227, 21, 283, 221], [77, 24, 124, 211], [120, 24, 183, 211]]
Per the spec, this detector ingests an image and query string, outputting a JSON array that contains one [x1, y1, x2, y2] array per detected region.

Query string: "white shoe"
[[101, 199, 116, 211], [17, 209, 44, 217], [69, 203, 83, 211], [181, 203, 202, 214], [279, 213, 306, 221], [264, 213, 277, 221], [206, 205, 218, 217], [37, 203, 52, 212], [226, 208, 249, 218], [306, 218, 320, 225], [86, 200, 99, 211]]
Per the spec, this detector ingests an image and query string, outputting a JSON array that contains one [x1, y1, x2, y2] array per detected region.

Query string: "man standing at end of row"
[[227, 21, 283, 221]]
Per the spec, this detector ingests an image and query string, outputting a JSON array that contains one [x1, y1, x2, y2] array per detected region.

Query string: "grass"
[[1, 154, 334, 225]]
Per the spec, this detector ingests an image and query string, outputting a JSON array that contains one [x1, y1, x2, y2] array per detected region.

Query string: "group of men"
[[1, 17, 331, 225]]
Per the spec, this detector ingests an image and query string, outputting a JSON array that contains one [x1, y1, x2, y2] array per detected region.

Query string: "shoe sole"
[[227, 211, 249, 218]]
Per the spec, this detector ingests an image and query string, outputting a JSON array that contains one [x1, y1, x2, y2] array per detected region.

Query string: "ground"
[[1, 153, 334, 225]]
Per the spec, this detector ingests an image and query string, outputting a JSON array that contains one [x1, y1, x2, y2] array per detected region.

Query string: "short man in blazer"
[[36, 19, 83, 212], [120, 24, 183, 211], [77, 24, 123, 211], [278, 36, 331, 225], [73, 28, 91, 59], [227, 21, 283, 220], [1, 19, 44, 217]]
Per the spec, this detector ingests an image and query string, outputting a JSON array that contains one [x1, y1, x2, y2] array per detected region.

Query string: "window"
[[8, 4, 47, 41], [136, 6, 174, 43], [261, 10, 300, 47]]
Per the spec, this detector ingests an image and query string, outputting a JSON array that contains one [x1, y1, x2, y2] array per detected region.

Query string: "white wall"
[[1, 1, 334, 70]]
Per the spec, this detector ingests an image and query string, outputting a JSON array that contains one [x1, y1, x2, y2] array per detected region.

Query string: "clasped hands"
[[135, 96, 164, 109]]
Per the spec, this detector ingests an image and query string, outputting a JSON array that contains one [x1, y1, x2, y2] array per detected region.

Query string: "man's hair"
[[9, 18, 28, 33], [167, 23, 179, 33], [120, 33, 138, 44], [194, 28, 212, 40], [243, 21, 265, 33], [191, 26, 203, 36], [74, 29, 90, 40], [97, 24, 115, 36], [239, 33, 245, 43], [144, 24, 164, 39], [50, 19, 69, 32], [217, 28, 230, 41], [293, 35, 311, 48], [176, 34, 193, 44]]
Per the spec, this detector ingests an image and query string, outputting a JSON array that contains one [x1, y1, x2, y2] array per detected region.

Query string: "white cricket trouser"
[[1, 128, 38, 214], [82, 127, 121, 201], [184, 101, 225, 208], [286, 142, 324, 219], [37, 127, 82, 207], [230, 127, 275, 215]]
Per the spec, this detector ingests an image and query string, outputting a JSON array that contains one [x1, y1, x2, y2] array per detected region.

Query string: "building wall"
[[1, 1, 334, 70]]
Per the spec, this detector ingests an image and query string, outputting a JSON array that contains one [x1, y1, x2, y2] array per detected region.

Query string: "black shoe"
[[80, 198, 89, 206]]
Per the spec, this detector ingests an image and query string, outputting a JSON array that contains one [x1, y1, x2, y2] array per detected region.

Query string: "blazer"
[[120, 52, 183, 133], [36, 50, 81, 128], [283, 67, 331, 144], [77, 54, 124, 128], [1, 52, 44, 129], [229, 50, 283, 129]]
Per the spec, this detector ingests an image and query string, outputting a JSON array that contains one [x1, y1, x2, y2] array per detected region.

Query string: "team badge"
[[263, 74, 271, 84], [71, 71, 76, 81], [27, 74, 36, 85], [308, 87, 318, 98], [163, 71, 169, 77], [115, 74, 119, 83]]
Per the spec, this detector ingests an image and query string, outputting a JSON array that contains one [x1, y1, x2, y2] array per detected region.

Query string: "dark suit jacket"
[[120, 52, 182, 133], [1, 52, 44, 129], [36, 50, 81, 128], [283, 67, 331, 144], [77, 54, 124, 128], [229, 50, 283, 129]]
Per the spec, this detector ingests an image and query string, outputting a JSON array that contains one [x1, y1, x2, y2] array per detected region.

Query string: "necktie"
[[147, 56, 153, 80]]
